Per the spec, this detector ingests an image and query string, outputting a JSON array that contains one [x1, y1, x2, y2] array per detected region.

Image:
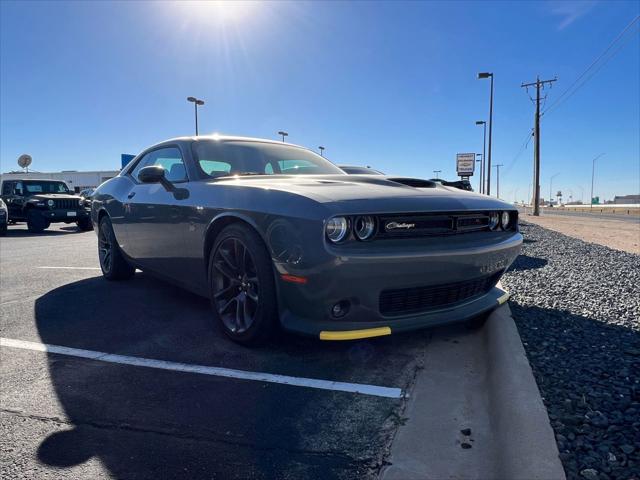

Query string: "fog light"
[[331, 300, 350, 318]]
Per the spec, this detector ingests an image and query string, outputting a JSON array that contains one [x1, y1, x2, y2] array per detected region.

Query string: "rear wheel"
[[26, 210, 48, 233], [98, 216, 135, 280], [77, 217, 92, 231], [208, 224, 277, 346]]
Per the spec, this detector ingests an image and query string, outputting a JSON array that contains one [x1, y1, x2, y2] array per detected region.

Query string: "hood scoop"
[[387, 177, 437, 188]]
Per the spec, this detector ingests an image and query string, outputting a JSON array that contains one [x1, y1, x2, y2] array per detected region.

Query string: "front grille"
[[377, 212, 493, 238], [379, 271, 503, 316], [54, 198, 80, 209]]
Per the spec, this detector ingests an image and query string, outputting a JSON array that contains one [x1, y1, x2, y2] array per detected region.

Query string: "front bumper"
[[275, 231, 522, 338], [37, 209, 90, 222]]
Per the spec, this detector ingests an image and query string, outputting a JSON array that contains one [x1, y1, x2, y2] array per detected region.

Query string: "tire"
[[26, 210, 48, 233], [208, 223, 277, 346], [98, 216, 135, 281], [77, 217, 93, 231]]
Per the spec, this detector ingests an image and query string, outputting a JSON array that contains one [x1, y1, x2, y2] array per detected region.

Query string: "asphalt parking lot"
[[0, 223, 430, 479]]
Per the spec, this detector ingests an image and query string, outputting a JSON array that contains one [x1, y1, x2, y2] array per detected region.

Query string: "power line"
[[542, 15, 640, 118], [502, 129, 534, 178]]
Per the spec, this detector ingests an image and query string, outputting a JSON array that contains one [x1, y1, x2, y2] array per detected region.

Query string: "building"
[[0, 170, 119, 193], [612, 194, 640, 205]]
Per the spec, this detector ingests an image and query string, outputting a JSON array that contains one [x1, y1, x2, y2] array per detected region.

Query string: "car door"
[[124, 146, 192, 283], [3, 181, 24, 219]]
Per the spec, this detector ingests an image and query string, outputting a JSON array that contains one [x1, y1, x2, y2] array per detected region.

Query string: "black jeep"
[[0, 179, 92, 233]]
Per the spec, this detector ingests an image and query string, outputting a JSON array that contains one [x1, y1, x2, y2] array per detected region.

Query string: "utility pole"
[[521, 76, 557, 216], [319, 146, 325, 157], [494, 164, 504, 198], [590, 153, 605, 210], [433, 170, 442, 179]]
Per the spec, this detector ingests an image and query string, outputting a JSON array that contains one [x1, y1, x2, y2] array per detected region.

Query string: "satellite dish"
[[18, 154, 32, 169]]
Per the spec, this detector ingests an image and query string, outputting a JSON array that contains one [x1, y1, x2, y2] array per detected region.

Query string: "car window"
[[192, 140, 345, 177], [2, 182, 13, 195], [14, 182, 23, 195], [23, 181, 70, 194], [199, 160, 232, 176], [131, 147, 187, 183]]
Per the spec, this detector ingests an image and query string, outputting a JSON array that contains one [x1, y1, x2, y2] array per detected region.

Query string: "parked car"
[[339, 165, 384, 175], [0, 178, 92, 233], [0, 198, 7, 236], [429, 178, 474, 192], [79, 188, 95, 208], [91, 136, 522, 345]]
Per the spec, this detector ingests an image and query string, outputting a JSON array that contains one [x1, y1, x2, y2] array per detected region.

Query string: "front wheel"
[[26, 210, 48, 233], [77, 217, 92, 231], [98, 216, 135, 280], [208, 224, 277, 346]]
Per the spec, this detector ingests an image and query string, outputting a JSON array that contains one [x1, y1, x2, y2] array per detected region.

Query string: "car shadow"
[[509, 301, 639, 479], [33, 273, 428, 478], [4, 226, 83, 237], [507, 254, 548, 272]]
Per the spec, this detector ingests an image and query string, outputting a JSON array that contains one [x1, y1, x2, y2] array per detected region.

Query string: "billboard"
[[121, 154, 136, 169], [456, 153, 475, 176]]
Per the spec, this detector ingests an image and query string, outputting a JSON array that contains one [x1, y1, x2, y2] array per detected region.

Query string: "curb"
[[381, 303, 565, 480]]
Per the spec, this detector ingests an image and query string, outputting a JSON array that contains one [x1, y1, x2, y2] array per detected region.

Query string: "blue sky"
[[1, 0, 638, 202]]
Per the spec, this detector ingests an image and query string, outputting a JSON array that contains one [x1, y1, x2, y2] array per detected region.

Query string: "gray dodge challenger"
[[91, 136, 522, 345]]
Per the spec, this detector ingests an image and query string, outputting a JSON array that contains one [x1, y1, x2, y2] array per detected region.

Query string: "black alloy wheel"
[[209, 224, 277, 345], [98, 216, 135, 280]]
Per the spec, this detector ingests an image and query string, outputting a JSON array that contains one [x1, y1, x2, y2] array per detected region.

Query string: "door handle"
[[127, 192, 136, 199]]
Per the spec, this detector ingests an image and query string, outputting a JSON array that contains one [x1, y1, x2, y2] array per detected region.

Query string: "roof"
[[160, 134, 307, 149]]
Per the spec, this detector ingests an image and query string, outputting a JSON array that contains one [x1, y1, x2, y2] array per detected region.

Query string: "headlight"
[[47, 199, 55, 207], [501, 211, 510, 230], [354, 215, 375, 240], [326, 217, 349, 243], [488, 212, 499, 230]]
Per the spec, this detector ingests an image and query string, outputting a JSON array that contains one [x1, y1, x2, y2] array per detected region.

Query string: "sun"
[[173, 0, 259, 25]]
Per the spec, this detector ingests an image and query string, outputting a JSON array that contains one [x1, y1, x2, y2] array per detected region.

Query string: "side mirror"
[[138, 165, 166, 184]]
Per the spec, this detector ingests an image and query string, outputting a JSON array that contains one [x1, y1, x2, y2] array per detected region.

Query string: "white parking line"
[[37, 266, 101, 270], [0, 337, 404, 399]]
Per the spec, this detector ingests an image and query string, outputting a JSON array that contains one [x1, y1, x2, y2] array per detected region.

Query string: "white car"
[[0, 198, 7, 236]]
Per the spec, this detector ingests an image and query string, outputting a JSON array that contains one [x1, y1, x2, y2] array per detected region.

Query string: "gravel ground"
[[501, 222, 640, 480]]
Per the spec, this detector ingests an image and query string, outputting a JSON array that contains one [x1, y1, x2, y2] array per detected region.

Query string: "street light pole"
[[590, 153, 605, 210], [433, 170, 442, 179], [494, 164, 504, 198], [475, 120, 487, 193], [278, 131, 288, 142], [319, 146, 325, 157], [477, 73, 493, 195], [475, 154, 482, 193], [549, 173, 560, 207], [187, 96, 205, 136]]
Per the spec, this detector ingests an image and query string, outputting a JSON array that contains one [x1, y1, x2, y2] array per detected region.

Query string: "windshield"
[[192, 140, 345, 177], [24, 181, 70, 194]]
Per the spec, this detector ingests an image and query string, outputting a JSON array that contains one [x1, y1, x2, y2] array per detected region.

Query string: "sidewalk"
[[382, 304, 565, 480]]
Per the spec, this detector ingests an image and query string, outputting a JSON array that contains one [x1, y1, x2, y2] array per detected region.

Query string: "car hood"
[[27, 194, 79, 201], [210, 175, 514, 213]]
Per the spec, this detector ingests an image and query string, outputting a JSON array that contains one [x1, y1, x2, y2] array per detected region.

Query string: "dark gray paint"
[[92, 136, 522, 336]]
